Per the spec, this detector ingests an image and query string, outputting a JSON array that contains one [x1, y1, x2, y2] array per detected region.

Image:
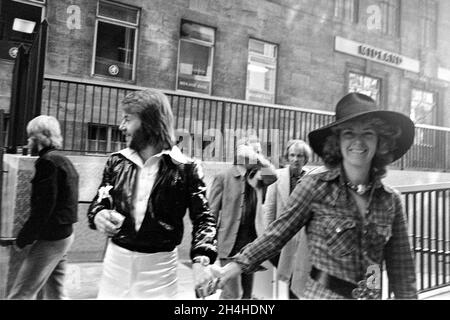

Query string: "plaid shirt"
[[235, 166, 417, 299]]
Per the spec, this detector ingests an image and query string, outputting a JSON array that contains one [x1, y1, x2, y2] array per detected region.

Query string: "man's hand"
[[192, 263, 216, 298], [94, 209, 122, 237], [236, 144, 259, 165]]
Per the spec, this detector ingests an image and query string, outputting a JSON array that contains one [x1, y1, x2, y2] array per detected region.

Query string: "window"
[[246, 39, 278, 104], [176, 20, 215, 95], [334, 0, 359, 23], [0, 0, 45, 44], [92, 1, 140, 81], [380, 0, 400, 36], [410, 89, 436, 125], [87, 123, 126, 153], [348, 72, 381, 104], [420, 0, 437, 49]]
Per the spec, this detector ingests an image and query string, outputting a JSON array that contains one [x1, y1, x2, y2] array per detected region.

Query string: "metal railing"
[[39, 75, 450, 171], [398, 183, 450, 294], [381, 183, 450, 298]]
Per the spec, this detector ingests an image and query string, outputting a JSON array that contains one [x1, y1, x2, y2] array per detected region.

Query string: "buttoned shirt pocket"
[[365, 222, 392, 262], [325, 216, 357, 257]]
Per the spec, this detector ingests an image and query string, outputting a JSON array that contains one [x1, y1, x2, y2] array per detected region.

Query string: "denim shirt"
[[235, 166, 417, 299]]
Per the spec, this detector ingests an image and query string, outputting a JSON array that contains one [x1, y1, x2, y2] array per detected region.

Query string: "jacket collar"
[[115, 145, 188, 168], [319, 166, 394, 194], [38, 146, 56, 157], [232, 165, 247, 178]]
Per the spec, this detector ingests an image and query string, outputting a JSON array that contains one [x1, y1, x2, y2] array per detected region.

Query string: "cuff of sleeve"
[[190, 246, 218, 265], [87, 205, 106, 230], [230, 253, 267, 274]]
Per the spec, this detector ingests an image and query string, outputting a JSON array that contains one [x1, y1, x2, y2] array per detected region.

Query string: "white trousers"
[[97, 241, 178, 299]]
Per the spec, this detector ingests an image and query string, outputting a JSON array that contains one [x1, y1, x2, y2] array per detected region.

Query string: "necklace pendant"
[[356, 185, 366, 195]]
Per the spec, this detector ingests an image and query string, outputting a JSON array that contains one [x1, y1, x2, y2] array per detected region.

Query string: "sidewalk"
[[65, 262, 204, 300], [64, 260, 274, 300], [64, 261, 218, 300], [65, 261, 450, 300]]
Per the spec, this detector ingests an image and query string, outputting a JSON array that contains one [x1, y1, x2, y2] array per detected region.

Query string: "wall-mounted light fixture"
[[12, 18, 36, 34]]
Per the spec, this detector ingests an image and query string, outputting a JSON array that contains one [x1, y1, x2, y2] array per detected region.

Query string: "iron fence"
[[38, 75, 450, 172], [399, 183, 450, 294], [380, 183, 450, 298]]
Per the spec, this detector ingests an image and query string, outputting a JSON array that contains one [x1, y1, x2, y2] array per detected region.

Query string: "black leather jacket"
[[87, 147, 217, 263]]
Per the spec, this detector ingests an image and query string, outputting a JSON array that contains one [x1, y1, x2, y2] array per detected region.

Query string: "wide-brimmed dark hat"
[[308, 92, 415, 162]]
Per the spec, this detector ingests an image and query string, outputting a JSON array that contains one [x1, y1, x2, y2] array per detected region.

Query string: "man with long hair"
[[87, 89, 217, 299]]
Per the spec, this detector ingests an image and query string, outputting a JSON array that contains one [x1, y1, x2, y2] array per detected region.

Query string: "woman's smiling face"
[[339, 121, 378, 169]]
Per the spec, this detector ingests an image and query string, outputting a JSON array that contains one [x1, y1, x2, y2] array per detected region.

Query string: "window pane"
[[177, 41, 212, 94], [98, 1, 139, 24], [334, 0, 357, 23], [180, 21, 214, 44], [348, 72, 380, 104], [94, 21, 135, 80], [111, 126, 125, 142], [177, 21, 215, 94], [246, 40, 277, 104], [410, 89, 435, 125]]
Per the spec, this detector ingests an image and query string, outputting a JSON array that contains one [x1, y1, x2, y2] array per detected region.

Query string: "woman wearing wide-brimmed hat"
[[211, 92, 418, 299]]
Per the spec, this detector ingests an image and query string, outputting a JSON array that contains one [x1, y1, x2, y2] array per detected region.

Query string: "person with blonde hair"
[[212, 93, 417, 299], [87, 89, 217, 299], [264, 139, 313, 299], [8, 115, 79, 299]]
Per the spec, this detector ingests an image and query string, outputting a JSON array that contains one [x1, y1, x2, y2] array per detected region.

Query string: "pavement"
[[64, 261, 450, 300], [64, 260, 275, 300]]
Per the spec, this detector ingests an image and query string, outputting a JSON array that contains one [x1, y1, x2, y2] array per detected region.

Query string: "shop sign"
[[335, 36, 420, 73]]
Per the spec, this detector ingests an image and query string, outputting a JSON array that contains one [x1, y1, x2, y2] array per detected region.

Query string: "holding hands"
[[193, 261, 243, 298]]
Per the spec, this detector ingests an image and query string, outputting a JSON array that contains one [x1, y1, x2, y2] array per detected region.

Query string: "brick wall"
[[36, 0, 450, 126]]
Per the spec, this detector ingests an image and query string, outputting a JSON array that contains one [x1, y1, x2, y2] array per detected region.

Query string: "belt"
[[310, 266, 357, 299]]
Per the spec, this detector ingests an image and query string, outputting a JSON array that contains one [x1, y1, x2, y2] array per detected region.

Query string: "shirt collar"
[[115, 145, 188, 168], [319, 166, 394, 194], [289, 166, 306, 178]]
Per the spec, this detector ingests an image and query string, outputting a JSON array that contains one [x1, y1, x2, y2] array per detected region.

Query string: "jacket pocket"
[[325, 216, 357, 257], [365, 222, 392, 262]]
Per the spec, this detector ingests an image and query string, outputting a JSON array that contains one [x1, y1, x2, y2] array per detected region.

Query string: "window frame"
[[86, 122, 126, 153], [333, 0, 359, 24], [409, 88, 438, 126], [420, 0, 438, 49], [176, 19, 216, 95], [0, 0, 46, 43], [380, 0, 400, 37], [346, 70, 382, 105], [91, 0, 140, 82], [245, 38, 278, 104]]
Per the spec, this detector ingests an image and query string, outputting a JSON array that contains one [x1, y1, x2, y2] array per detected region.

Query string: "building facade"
[[1, 0, 450, 147]]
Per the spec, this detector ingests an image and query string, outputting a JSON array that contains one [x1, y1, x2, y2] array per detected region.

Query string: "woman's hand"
[[210, 262, 243, 289]]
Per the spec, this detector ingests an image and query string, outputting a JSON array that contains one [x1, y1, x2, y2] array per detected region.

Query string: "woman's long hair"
[[321, 116, 402, 179]]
